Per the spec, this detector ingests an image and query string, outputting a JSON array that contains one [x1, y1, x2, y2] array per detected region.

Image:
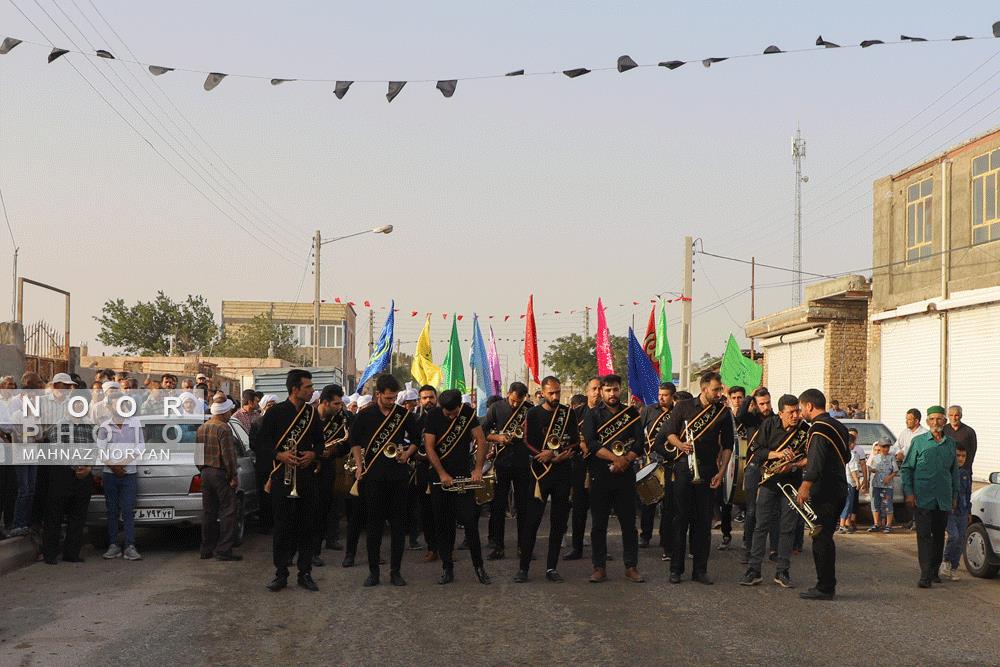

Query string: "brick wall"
[[824, 320, 868, 411]]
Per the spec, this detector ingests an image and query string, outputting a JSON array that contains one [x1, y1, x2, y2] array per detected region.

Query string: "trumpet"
[[383, 442, 401, 459], [759, 450, 806, 486], [433, 476, 488, 493], [323, 428, 350, 458], [344, 456, 358, 476], [509, 426, 524, 440], [610, 440, 630, 456], [283, 443, 300, 499], [778, 482, 822, 537], [682, 420, 703, 485]]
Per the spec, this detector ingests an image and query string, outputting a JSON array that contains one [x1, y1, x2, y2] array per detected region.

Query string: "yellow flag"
[[411, 317, 442, 388]]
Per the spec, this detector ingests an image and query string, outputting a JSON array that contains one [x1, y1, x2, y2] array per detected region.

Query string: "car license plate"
[[134, 507, 174, 520]]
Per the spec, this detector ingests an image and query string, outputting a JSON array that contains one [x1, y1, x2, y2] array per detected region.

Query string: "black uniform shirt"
[[525, 403, 579, 479], [641, 404, 674, 459], [481, 399, 530, 469], [802, 412, 850, 504], [424, 404, 480, 477], [256, 399, 325, 495], [758, 421, 805, 487], [583, 403, 644, 485], [349, 404, 422, 482], [735, 395, 780, 467], [663, 397, 734, 477]]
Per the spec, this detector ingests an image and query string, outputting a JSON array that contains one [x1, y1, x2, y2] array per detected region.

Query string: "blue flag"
[[627, 326, 659, 406], [469, 314, 493, 417], [356, 300, 394, 393]]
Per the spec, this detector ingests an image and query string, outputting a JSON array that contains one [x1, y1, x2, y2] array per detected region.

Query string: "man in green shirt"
[[900, 405, 958, 589]]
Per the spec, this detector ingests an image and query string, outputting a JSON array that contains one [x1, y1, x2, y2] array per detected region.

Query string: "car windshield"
[[844, 422, 895, 456], [142, 422, 201, 453]]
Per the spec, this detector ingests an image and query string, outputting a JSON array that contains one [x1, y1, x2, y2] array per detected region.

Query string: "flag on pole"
[[356, 300, 395, 393], [440, 314, 467, 392], [596, 298, 614, 376], [720, 334, 762, 391], [643, 303, 659, 375], [524, 295, 539, 385], [627, 326, 660, 406], [411, 316, 442, 388], [655, 300, 673, 382], [469, 314, 493, 417], [487, 324, 503, 395]]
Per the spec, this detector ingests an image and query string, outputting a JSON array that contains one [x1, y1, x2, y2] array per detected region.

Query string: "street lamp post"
[[313, 225, 393, 367]]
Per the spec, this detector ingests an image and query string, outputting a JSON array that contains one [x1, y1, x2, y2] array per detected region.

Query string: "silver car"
[[840, 419, 904, 507], [86, 416, 259, 546]]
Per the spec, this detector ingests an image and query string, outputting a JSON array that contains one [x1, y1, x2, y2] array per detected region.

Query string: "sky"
[[2, 1, 1000, 383]]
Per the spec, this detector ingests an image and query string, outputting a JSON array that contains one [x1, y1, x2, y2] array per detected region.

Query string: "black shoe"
[[215, 551, 242, 562], [63, 556, 85, 563], [390, 571, 407, 586], [918, 579, 932, 589], [487, 549, 505, 561], [327, 541, 343, 551], [363, 573, 379, 587], [297, 574, 319, 592], [931, 575, 943, 584], [661, 552, 671, 562], [606, 554, 614, 561], [799, 587, 835, 600], [692, 572, 714, 585], [438, 569, 455, 585], [545, 570, 564, 583], [768, 551, 778, 562], [639, 537, 650, 548], [342, 555, 355, 568], [266, 576, 288, 592], [717, 535, 732, 551], [669, 572, 682, 584], [44, 557, 58, 565], [458, 540, 469, 551], [563, 550, 583, 561], [773, 570, 794, 588], [312, 556, 325, 567], [735, 510, 746, 523], [379, 557, 386, 565], [286, 557, 294, 567], [408, 540, 423, 551], [475, 566, 491, 585], [513, 569, 529, 583], [739, 570, 763, 586], [200, 552, 213, 560]]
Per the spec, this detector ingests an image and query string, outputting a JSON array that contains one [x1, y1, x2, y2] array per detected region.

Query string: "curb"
[[0, 535, 39, 575]]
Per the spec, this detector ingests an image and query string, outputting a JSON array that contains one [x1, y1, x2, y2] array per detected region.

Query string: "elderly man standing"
[[944, 405, 977, 472], [901, 406, 958, 589], [196, 396, 242, 562]]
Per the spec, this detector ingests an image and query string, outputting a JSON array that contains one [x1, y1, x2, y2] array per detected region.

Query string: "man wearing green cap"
[[900, 405, 959, 589]]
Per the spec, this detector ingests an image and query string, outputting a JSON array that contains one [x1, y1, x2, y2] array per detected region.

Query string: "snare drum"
[[635, 461, 665, 506]]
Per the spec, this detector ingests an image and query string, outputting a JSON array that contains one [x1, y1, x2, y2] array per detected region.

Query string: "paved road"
[[2, 517, 999, 666]]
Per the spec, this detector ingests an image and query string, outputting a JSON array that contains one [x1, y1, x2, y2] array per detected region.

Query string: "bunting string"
[[2, 22, 999, 101]]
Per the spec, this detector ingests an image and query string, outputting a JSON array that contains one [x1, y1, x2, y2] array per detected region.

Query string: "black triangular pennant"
[[994, 21, 1000, 38], [658, 60, 685, 70], [0, 37, 21, 55], [436, 79, 457, 97], [860, 40, 884, 48], [204, 72, 227, 91], [617, 55, 638, 72], [270, 78, 296, 85], [148, 65, 174, 76], [334, 81, 353, 99], [563, 68, 590, 78], [763, 45, 782, 54], [702, 57, 727, 68], [900, 35, 927, 42], [48, 47, 69, 63], [506, 69, 524, 76], [816, 35, 840, 48], [952, 35, 972, 41], [386, 81, 406, 103], [95, 49, 114, 59]]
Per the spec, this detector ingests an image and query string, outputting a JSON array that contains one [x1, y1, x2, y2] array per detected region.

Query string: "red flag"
[[632, 300, 640, 305], [524, 295, 539, 385], [643, 303, 660, 375], [504, 315, 510, 322], [364, 300, 371, 308], [457, 314, 464, 321], [596, 298, 614, 376], [410, 310, 418, 317], [348, 301, 356, 306], [334, 297, 342, 303], [442, 313, 447, 320]]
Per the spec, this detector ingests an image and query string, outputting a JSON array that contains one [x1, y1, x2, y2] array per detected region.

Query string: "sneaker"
[[739, 570, 763, 586], [7, 527, 29, 538], [847, 526, 857, 534], [837, 527, 848, 534], [123, 545, 142, 561], [661, 552, 670, 562], [866, 526, 879, 533], [773, 570, 794, 588], [883, 527, 892, 534], [947, 565, 961, 581], [103, 544, 122, 559]]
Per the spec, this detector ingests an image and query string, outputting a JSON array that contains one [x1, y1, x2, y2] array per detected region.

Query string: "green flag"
[[655, 300, 673, 382], [439, 314, 467, 392], [720, 334, 762, 391]]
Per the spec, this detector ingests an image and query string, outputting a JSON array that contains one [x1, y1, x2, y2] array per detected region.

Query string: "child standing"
[[941, 445, 972, 580], [868, 438, 897, 533]]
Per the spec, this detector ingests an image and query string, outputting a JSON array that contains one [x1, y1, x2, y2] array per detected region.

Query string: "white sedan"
[[965, 471, 1000, 578]]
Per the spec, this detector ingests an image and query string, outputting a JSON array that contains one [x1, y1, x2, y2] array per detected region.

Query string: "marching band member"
[[735, 387, 778, 564], [414, 386, 439, 561], [481, 382, 532, 560], [639, 382, 676, 560], [313, 384, 351, 567], [565, 377, 601, 561]]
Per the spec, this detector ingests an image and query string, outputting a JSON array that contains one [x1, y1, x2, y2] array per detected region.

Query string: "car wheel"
[[964, 522, 999, 579], [234, 495, 245, 548]]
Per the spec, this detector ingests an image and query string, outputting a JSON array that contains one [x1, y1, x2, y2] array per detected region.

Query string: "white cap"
[[402, 388, 419, 402], [51, 372, 76, 386], [102, 381, 121, 392], [309, 390, 320, 405], [260, 394, 278, 408], [357, 395, 373, 409], [196, 373, 208, 381], [462, 393, 472, 405], [347, 392, 361, 406]]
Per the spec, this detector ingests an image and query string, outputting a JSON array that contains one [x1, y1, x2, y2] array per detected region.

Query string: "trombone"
[[778, 482, 822, 537], [682, 420, 703, 484]]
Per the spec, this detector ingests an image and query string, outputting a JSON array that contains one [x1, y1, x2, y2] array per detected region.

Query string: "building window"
[[318, 324, 345, 349], [905, 178, 933, 263], [972, 149, 1000, 245], [288, 324, 311, 348]]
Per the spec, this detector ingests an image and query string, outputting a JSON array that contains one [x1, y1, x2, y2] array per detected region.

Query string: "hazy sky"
[[2, 1, 999, 382]]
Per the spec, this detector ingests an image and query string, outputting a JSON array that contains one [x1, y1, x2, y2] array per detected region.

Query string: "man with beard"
[[735, 387, 778, 564], [565, 377, 601, 561], [481, 382, 532, 561], [313, 384, 351, 567], [639, 382, 676, 560]]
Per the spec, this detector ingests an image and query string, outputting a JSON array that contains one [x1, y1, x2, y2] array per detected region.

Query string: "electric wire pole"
[[681, 235, 693, 388], [792, 128, 807, 305]]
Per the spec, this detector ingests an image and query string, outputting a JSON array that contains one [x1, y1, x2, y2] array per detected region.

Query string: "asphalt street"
[[2, 515, 999, 666]]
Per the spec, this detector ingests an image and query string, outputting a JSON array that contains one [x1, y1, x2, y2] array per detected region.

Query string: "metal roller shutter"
[[790, 337, 825, 395], [763, 332, 824, 397], [879, 315, 940, 438], [948, 304, 1000, 481], [766, 343, 791, 397]]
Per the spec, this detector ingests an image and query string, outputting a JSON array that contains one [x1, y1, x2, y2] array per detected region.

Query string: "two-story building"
[[869, 126, 1000, 480], [221, 300, 358, 389]]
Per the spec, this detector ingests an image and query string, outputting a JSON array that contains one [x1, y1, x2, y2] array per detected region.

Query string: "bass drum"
[[729, 435, 749, 506], [635, 462, 665, 506]]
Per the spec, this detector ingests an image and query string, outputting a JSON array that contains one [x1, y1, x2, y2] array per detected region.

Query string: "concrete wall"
[[0, 322, 26, 379]]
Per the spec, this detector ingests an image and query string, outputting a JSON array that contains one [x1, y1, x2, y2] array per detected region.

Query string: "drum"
[[332, 455, 352, 496], [635, 462, 665, 506], [474, 461, 496, 506]]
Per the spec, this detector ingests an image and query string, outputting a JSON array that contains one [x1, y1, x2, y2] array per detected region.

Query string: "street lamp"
[[313, 225, 395, 366]]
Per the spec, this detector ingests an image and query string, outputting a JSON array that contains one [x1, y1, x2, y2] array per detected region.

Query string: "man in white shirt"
[[97, 384, 145, 561], [894, 408, 928, 464]]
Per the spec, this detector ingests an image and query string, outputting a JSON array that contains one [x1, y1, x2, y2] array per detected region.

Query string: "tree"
[[213, 313, 298, 361], [543, 334, 629, 388], [95, 292, 218, 356], [390, 350, 415, 387]]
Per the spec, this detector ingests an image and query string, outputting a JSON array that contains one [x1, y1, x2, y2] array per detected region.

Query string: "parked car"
[[86, 416, 258, 547], [839, 419, 905, 509], [965, 471, 1000, 578]]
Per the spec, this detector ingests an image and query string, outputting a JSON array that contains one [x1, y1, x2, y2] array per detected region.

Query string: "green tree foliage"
[[95, 292, 218, 356], [213, 313, 298, 361], [390, 350, 415, 386], [542, 334, 628, 388]]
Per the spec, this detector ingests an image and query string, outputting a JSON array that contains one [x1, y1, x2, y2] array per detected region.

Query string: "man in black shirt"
[[423, 389, 491, 585], [348, 374, 422, 587], [565, 377, 601, 561], [313, 384, 351, 567], [258, 369, 325, 592], [735, 387, 778, 564], [796, 388, 850, 600], [583, 374, 645, 584], [514, 376, 578, 583], [661, 371, 734, 584], [639, 382, 676, 559], [739, 394, 808, 589], [413, 386, 439, 562], [481, 382, 532, 560]]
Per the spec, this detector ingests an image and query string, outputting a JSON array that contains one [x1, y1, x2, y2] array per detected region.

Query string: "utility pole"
[[368, 309, 375, 357], [584, 306, 591, 339], [313, 230, 321, 367], [11, 247, 18, 322], [750, 256, 756, 358], [792, 127, 808, 306], [681, 235, 693, 388]]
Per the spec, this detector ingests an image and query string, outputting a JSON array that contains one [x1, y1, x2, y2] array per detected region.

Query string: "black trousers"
[[520, 471, 571, 571], [915, 507, 949, 582], [254, 463, 273, 530], [671, 468, 714, 575], [405, 481, 423, 544], [327, 493, 345, 544], [272, 490, 316, 578], [0, 464, 17, 530], [590, 477, 638, 569], [344, 495, 365, 557], [488, 465, 531, 552], [313, 464, 336, 554], [716, 486, 732, 538], [431, 485, 483, 571], [362, 478, 407, 575], [42, 469, 91, 561], [639, 476, 674, 551], [569, 456, 590, 553], [810, 499, 843, 594]]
